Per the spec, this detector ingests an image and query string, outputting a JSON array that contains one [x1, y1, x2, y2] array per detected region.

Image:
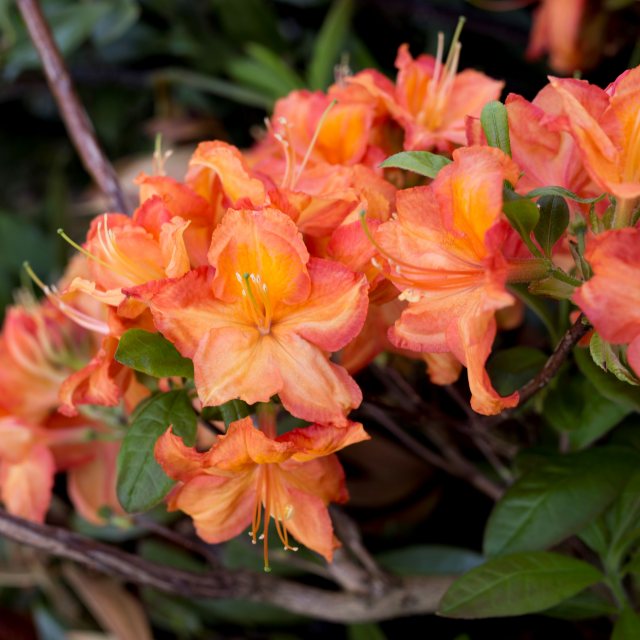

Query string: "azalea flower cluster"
[[1, 31, 639, 567]]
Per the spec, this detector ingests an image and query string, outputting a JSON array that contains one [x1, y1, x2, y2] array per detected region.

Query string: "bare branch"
[[0, 510, 452, 623], [16, 0, 130, 213]]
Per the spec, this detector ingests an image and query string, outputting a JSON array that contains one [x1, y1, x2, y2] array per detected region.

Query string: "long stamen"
[[293, 98, 338, 186], [263, 467, 272, 573], [57, 228, 113, 272], [23, 262, 110, 335]]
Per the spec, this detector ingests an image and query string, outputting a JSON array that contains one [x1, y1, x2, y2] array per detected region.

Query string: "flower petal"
[[276, 257, 369, 352], [279, 421, 370, 462]]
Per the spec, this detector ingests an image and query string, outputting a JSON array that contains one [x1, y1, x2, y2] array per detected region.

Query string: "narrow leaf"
[[439, 552, 602, 619], [379, 151, 451, 178], [480, 101, 511, 157], [484, 448, 637, 557], [533, 195, 570, 256], [115, 329, 194, 379], [376, 545, 483, 576], [590, 333, 639, 386], [117, 391, 196, 513], [307, 0, 354, 90], [526, 186, 606, 205]]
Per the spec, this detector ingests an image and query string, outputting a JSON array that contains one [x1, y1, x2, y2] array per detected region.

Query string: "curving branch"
[[0, 509, 452, 623], [16, 0, 130, 213], [516, 313, 590, 406]]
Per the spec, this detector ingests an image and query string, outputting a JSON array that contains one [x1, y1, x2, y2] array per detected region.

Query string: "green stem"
[[549, 267, 582, 288], [506, 258, 549, 283]]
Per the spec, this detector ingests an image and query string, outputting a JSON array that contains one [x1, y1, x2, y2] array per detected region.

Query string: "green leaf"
[[612, 608, 640, 640], [533, 195, 570, 257], [115, 329, 194, 378], [219, 399, 252, 427], [117, 390, 196, 513], [438, 552, 602, 619], [379, 151, 451, 178], [376, 545, 484, 576], [487, 347, 547, 396], [483, 448, 637, 557], [607, 471, 640, 563], [590, 333, 639, 386], [227, 43, 304, 101], [503, 197, 540, 246], [526, 186, 606, 205], [307, 0, 354, 90], [480, 101, 512, 157], [347, 623, 387, 640], [153, 68, 274, 109], [543, 589, 617, 620], [575, 348, 640, 412], [543, 372, 630, 449]]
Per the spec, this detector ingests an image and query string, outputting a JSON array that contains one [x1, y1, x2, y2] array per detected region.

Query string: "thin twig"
[[16, 0, 130, 213], [515, 314, 590, 406], [0, 510, 452, 623], [360, 402, 503, 500]]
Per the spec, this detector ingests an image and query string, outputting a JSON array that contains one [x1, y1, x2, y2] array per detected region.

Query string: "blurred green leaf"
[[543, 588, 617, 620], [612, 608, 640, 640], [379, 151, 451, 178], [219, 399, 252, 427], [348, 623, 387, 640], [307, 0, 354, 90], [377, 545, 483, 576], [115, 329, 194, 379], [526, 186, 606, 205], [91, 0, 140, 46], [487, 347, 547, 396], [484, 448, 638, 557], [117, 390, 196, 513], [439, 552, 602, 619]]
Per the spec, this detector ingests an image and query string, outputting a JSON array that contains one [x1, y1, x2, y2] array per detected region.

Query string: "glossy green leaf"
[[379, 151, 451, 178], [533, 195, 570, 257], [117, 390, 196, 513], [307, 0, 354, 90], [484, 448, 637, 557], [480, 101, 511, 157], [607, 471, 640, 563], [115, 329, 194, 379], [376, 545, 484, 576], [439, 552, 602, 619], [612, 608, 640, 640]]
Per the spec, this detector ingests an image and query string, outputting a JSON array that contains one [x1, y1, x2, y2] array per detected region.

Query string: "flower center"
[[250, 465, 298, 573], [416, 17, 465, 131], [236, 272, 273, 335]]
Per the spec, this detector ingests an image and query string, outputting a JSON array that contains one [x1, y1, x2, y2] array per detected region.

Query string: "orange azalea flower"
[[373, 146, 527, 415], [550, 67, 640, 223], [527, 0, 586, 74], [573, 228, 640, 377], [349, 37, 503, 152], [505, 87, 601, 202], [155, 414, 369, 566], [133, 207, 369, 423]]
